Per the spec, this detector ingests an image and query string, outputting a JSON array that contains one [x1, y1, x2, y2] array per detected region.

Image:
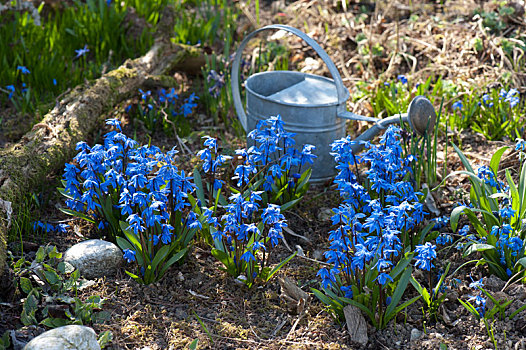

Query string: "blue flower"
[[317, 268, 336, 288], [469, 276, 484, 289], [106, 118, 122, 131], [376, 272, 394, 285], [436, 233, 452, 245], [240, 251, 255, 262], [452, 101, 463, 111], [414, 242, 436, 271], [459, 225, 470, 236], [75, 45, 90, 58], [499, 206, 515, 220], [5, 85, 15, 99], [123, 249, 136, 263], [397, 75, 408, 84], [516, 138, 526, 151], [17, 66, 30, 74]]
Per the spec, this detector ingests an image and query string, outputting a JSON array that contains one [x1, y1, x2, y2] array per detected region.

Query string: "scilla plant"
[[191, 115, 315, 287], [450, 140, 526, 282], [312, 126, 434, 329], [194, 114, 315, 222], [60, 119, 199, 284]]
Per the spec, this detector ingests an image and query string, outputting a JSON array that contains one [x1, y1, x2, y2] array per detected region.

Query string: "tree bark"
[[0, 39, 205, 277]]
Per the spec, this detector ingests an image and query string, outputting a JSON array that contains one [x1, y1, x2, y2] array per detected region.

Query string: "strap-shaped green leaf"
[[159, 247, 189, 277], [265, 251, 296, 282], [489, 146, 509, 175], [385, 266, 412, 318], [193, 168, 206, 206], [119, 221, 142, 249], [59, 208, 95, 223], [384, 295, 421, 326], [463, 243, 496, 258]]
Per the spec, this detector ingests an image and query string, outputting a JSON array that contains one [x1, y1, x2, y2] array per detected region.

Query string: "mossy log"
[[0, 39, 205, 277]]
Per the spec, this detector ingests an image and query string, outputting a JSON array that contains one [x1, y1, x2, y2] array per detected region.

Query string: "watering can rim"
[[245, 70, 349, 108], [231, 24, 350, 132]]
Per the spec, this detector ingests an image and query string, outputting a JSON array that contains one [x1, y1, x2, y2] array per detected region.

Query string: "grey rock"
[[344, 304, 368, 346], [24, 325, 100, 350], [410, 328, 422, 341], [64, 239, 122, 279], [317, 207, 333, 221], [484, 275, 505, 292]]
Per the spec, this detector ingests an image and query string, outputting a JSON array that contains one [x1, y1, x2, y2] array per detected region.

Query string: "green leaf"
[[515, 257, 526, 269], [43, 270, 61, 286], [193, 168, 206, 206], [390, 253, 413, 280], [92, 311, 111, 324], [458, 298, 481, 319], [19, 277, 33, 294], [36, 247, 46, 262], [265, 251, 296, 282], [311, 288, 335, 306], [119, 221, 142, 252], [279, 198, 301, 212], [410, 277, 430, 304], [452, 143, 475, 173], [296, 168, 312, 192], [97, 330, 113, 348], [509, 303, 526, 319], [463, 243, 496, 257], [450, 205, 467, 232], [158, 247, 189, 278], [384, 295, 421, 325], [489, 146, 509, 175], [211, 248, 236, 276], [188, 339, 199, 350], [59, 208, 95, 223], [150, 245, 170, 273], [40, 317, 70, 328], [385, 266, 412, 319]]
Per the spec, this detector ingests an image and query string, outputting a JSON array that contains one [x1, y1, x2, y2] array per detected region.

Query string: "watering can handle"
[[231, 24, 349, 132]]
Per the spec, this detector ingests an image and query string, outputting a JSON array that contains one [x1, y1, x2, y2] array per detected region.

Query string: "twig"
[[286, 311, 306, 340], [270, 317, 288, 338], [283, 226, 311, 243]]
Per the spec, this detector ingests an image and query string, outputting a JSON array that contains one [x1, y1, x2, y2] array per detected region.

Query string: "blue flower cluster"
[[477, 165, 505, 190], [467, 277, 487, 317], [490, 223, 523, 275], [481, 88, 520, 108], [318, 125, 431, 297], [33, 221, 70, 234], [199, 115, 316, 200], [432, 215, 449, 230], [245, 115, 316, 191], [127, 88, 199, 135], [206, 192, 287, 285], [62, 118, 199, 259], [194, 115, 315, 286]]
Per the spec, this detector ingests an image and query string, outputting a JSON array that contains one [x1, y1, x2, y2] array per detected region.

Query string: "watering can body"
[[244, 71, 347, 182], [232, 25, 436, 183]]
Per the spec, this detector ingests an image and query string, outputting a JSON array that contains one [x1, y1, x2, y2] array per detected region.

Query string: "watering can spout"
[[349, 96, 437, 154]]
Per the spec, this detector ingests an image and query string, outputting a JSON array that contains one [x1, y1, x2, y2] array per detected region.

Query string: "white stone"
[[410, 328, 423, 341], [64, 239, 122, 279], [24, 325, 100, 350]]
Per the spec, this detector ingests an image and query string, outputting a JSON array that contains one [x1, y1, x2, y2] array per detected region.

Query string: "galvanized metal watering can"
[[232, 24, 437, 182]]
